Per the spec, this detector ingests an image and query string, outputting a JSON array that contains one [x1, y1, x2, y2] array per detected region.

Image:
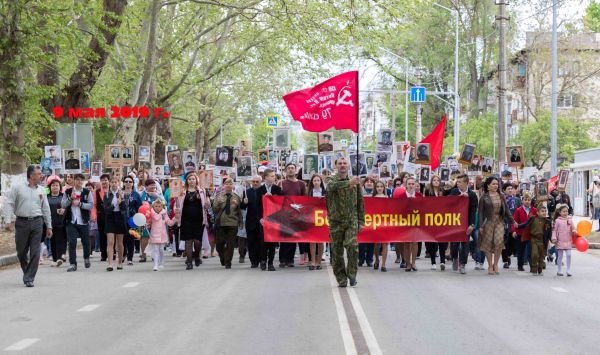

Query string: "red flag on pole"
[[547, 175, 559, 193], [419, 115, 447, 170], [283, 71, 359, 133]]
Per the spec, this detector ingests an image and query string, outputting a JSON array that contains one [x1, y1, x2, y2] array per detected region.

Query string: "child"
[[147, 199, 176, 271], [551, 204, 575, 277], [519, 203, 552, 275]]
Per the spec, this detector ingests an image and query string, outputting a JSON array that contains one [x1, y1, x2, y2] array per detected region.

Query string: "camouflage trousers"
[[530, 237, 545, 273], [330, 224, 358, 286]]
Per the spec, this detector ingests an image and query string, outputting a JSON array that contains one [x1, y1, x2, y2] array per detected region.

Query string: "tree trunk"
[[0, 1, 27, 173]]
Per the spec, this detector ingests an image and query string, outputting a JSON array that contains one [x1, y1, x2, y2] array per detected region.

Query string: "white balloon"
[[133, 213, 147, 227]]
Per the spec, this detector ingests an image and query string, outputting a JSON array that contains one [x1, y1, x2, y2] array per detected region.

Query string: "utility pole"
[[550, 0, 558, 174], [496, 0, 508, 163], [415, 67, 423, 141], [391, 87, 396, 135]]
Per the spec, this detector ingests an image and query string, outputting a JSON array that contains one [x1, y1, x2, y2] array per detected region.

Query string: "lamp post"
[[379, 47, 411, 141], [434, 2, 460, 153]]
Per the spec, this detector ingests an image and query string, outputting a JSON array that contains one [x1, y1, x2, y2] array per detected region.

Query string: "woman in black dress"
[[103, 176, 127, 271], [174, 173, 211, 270], [47, 177, 67, 266]]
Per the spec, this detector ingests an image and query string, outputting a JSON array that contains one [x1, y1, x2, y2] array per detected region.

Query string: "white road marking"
[[552, 287, 568, 293], [4, 338, 40, 351], [77, 304, 100, 312], [122, 282, 140, 288], [347, 288, 383, 355], [327, 266, 358, 355]]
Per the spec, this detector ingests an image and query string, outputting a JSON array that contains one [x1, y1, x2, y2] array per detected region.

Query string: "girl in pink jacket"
[[147, 199, 176, 271], [551, 204, 575, 276]]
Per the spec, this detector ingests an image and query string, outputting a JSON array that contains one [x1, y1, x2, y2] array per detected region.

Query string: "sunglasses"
[[124, 180, 133, 183]]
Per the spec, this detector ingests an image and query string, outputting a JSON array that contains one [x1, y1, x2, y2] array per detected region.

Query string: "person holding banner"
[[279, 163, 306, 268], [394, 177, 422, 272], [307, 174, 326, 271], [326, 157, 364, 287], [372, 181, 389, 272], [424, 175, 448, 271], [241, 176, 264, 269], [358, 177, 375, 268], [477, 176, 516, 275], [448, 174, 478, 274], [392, 172, 410, 267], [258, 169, 283, 271]]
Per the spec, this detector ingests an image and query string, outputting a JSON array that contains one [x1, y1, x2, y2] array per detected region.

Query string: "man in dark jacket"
[[255, 169, 283, 271], [242, 175, 264, 269], [502, 183, 522, 269], [448, 174, 477, 274]]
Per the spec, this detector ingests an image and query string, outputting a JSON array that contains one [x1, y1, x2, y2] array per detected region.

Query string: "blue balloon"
[[128, 217, 136, 228]]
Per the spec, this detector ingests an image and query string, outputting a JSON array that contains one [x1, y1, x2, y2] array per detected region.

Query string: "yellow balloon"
[[576, 220, 593, 238]]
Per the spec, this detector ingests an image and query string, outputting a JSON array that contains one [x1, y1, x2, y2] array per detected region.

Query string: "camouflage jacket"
[[325, 174, 365, 228]]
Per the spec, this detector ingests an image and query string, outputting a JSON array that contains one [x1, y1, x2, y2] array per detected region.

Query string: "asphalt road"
[[2, 247, 599, 355]]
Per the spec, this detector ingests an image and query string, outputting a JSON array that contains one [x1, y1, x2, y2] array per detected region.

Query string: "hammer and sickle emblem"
[[336, 81, 354, 107]]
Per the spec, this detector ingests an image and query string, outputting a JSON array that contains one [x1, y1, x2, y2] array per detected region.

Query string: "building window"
[[557, 93, 574, 108]]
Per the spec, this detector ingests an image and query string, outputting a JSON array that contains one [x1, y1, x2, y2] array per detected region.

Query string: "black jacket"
[[242, 184, 283, 231], [448, 187, 479, 227]]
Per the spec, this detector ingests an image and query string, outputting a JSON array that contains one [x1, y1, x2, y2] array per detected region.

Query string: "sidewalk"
[[0, 230, 17, 267]]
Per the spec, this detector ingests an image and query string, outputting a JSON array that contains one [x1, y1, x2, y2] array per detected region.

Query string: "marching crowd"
[[3, 162, 599, 288]]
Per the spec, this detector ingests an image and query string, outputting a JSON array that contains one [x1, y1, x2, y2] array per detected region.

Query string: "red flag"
[[419, 115, 447, 170], [547, 175, 559, 193], [283, 71, 358, 133]]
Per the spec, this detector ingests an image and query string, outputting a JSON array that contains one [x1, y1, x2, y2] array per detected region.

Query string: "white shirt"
[[312, 188, 323, 197], [406, 190, 416, 198], [60, 187, 94, 225]]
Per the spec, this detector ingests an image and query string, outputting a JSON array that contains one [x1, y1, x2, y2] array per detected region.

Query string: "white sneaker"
[[431, 264, 437, 270], [153, 266, 158, 271], [474, 263, 480, 270]]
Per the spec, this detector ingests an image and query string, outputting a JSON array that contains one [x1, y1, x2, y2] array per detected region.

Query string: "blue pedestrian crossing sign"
[[410, 87, 426, 103], [266, 114, 279, 127]]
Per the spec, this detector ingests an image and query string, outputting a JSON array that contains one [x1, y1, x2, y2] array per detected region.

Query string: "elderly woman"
[[174, 172, 211, 270], [477, 176, 516, 275], [212, 178, 243, 269], [47, 177, 67, 266]]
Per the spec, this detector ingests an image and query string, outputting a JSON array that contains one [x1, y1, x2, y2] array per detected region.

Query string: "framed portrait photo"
[[507, 145, 524, 168], [419, 165, 431, 184], [215, 146, 234, 168], [376, 129, 394, 152], [138, 146, 151, 162], [63, 148, 82, 174], [557, 169, 569, 191], [183, 151, 197, 173], [122, 145, 134, 165], [414, 143, 431, 165], [302, 154, 319, 179], [459, 143, 476, 165], [349, 153, 367, 177], [257, 149, 269, 164], [167, 149, 184, 176], [535, 182, 549, 202], [273, 127, 290, 150], [236, 156, 253, 179], [317, 132, 334, 153]]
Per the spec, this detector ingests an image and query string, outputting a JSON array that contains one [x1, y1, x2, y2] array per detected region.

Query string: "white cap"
[[594, 176, 599, 182]]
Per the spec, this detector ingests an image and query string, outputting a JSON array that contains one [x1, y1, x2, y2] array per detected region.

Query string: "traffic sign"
[[340, 139, 347, 147], [410, 87, 426, 103], [266, 114, 279, 127]]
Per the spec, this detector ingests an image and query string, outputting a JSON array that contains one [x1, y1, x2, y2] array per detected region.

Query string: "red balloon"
[[138, 205, 150, 215], [572, 233, 579, 244], [575, 237, 589, 252]]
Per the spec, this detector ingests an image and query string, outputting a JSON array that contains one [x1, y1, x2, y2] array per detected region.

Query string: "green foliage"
[[584, 0, 600, 32], [513, 112, 595, 169]]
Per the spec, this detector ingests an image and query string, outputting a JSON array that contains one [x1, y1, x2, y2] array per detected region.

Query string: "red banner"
[[282, 71, 358, 133], [263, 195, 468, 243]]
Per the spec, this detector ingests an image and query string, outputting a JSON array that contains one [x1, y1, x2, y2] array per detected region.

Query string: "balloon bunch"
[[572, 221, 593, 252], [126, 201, 152, 240]]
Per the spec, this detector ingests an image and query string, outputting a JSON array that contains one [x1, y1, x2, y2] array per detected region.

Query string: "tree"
[[584, 0, 600, 32]]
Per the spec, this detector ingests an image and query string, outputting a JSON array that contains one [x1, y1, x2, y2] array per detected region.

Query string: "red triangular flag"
[[419, 115, 447, 170], [283, 71, 358, 133]]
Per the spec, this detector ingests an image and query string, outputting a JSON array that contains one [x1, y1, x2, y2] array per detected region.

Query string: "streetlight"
[[433, 2, 460, 154], [379, 47, 411, 141]]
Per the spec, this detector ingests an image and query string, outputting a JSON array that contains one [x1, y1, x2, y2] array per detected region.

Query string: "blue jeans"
[[470, 229, 485, 264], [67, 223, 90, 266], [358, 243, 374, 264]]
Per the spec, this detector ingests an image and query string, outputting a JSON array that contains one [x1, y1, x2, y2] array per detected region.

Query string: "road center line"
[[4, 338, 40, 351], [327, 266, 358, 355], [347, 288, 383, 355], [77, 304, 100, 312], [551, 287, 568, 293], [122, 282, 140, 288]]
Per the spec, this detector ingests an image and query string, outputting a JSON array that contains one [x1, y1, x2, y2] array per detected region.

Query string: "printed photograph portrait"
[[44, 145, 63, 169], [557, 170, 569, 191], [278, 150, 290, 166], [90, 162, 102, 182], [63, 148, 82, 173], [152, 165, 164, 178], [303, 154, 319, 179], [379, 163, 391, 178], [440, 168, 450, 182], [507, 146, 524, 167], [468, 154, 483, 172], [349, 153, 367, 177], [415, 143, 431, 165], [215, 146, 234, 167], [163, 164, 171, 177], [80, 152, 91, 174], [365, 154, 377, 173], [40, 157, 53, 176], [481, 157, 494, 174], [122, 145, 134, 162], [376, 151, 391, 165], [138, 146, 151, 162], [258, 149, 269, 164], [138, 161, 151, 172], [447, 156, 461, 176], [419, 165, 431, 184], [198, 169, 214, 189], [110, 167, 123, 182], [268, 149, 278, 163], [237, 156, 253, 178], [377, 129, 394, 152], [320, 154, 334, 172], [317, 132, 334, 153], [107, 144, 123, 167], [239, 139, 252, 155], [183, 151, 197, 173], [334, 150, 347, 162], [395, 141, 410, 165], [535, 182, 549, 202], [459, 143, 476, 165], [208, 149, 216, 165], [169, 178, 184, 198], [520, 182, 531, 193], [167, 149, 184, 176], [273, 127, 290, 149]]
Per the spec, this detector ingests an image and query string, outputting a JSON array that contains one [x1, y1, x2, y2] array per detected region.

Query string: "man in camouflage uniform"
[[326, 157, 365, 287]]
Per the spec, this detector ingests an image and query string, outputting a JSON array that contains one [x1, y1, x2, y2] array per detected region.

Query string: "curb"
[[0, 253, 19, 267]]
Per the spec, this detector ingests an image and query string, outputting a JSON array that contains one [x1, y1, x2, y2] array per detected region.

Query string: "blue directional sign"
[[410, 87, 426, 103]]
